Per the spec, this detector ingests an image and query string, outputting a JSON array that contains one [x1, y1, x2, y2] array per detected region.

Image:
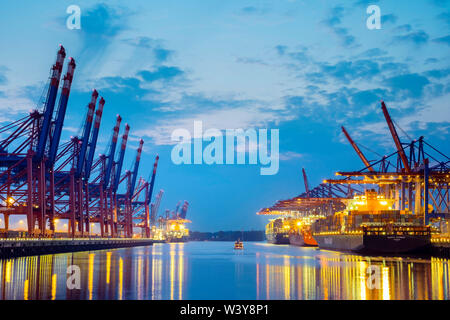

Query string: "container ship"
[[165, 218, 191, 242], [265, 218, 290, 244], [312, 189, 431, 254]]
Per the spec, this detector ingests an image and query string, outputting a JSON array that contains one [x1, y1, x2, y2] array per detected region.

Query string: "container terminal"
[[0, 45, 192, 257], [258, 101, 450, 257]]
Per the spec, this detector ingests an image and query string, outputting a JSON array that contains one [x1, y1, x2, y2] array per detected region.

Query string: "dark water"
[[0, 242, 449, 300]]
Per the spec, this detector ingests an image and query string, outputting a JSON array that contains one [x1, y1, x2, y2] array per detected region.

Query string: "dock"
[[0, 238, 153, 259]]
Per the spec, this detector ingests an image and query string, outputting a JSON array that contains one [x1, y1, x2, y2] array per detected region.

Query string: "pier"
[[0, 238, 153, 259]]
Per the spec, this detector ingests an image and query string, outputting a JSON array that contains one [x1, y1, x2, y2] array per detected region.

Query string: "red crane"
[[381, 101, 411, 173], [341, 126, 375, 172]]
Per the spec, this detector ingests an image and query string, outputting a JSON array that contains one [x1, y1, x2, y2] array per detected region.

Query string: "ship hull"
[[266, 232, 290, 245], [314, 234, 430, 254], [166, 236, 189, 243], [289, 233, 318, 247]]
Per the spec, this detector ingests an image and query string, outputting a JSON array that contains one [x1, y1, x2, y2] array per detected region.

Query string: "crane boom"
[[381, 101, 411, 173], [146, 155, 159, 205], [129, 139, 144, 197], [75, 89, 97, 178], [180, 201, 189, 219], [35, 45, 66, 161], [84, 97, 105, 180], [112, 124, 130, 193], [151, 189, 164, 225], [341, 126, 375, 172], [103, 115, 121, 189], [302, 168, 310, 197], [47, 58, 76, 166]]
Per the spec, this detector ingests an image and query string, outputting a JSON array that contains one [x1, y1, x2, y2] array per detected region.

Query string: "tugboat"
[[265, 217, 291, 244], [234, 239, 244, 250], [289, 221, 318, 247], [312, 189, 431, 254]]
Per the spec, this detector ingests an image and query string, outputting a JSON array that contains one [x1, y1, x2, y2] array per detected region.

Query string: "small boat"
[[234, 239, 244, 250]]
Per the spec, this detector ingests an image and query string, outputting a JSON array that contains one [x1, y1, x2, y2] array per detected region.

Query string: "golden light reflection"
[[382, 266, 391, 300], [137, 256, 142, 300], [24, 279, 29, 300], [88, 253, 95, 300], [118, 257, 123, 300], [0, 245, 449, 300], [283, 256, 290, 299], [106, 251, 111, 284], [178, 248, 184, 300], [51, 274, 57, 300], [5, 260, 11, 283], [359, 261, 367, 300], [170, 244, 175, 300]]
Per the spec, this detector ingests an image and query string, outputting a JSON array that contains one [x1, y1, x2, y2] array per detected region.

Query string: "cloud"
[[424, 67, 450, 79], [308, 59, 380, 85], [385, 73, 430, 98], [279, 151, 303, 161], [122, 37, 174, 63], [235, 57, 268, 66], [353, 0, 380, 6], [135, 97, 295, 145], [73, 3, 133, 71], [0, 66, 8, 85], [392, 25, 429, 45], [240, 6, 268, 15], [357, 48, 388, 58], [433, 35, 450, 46], [138, 66, 184, 83], [382, 14, 398, 25], [321, 6, 357, 47], [437, 11, 450, 26]]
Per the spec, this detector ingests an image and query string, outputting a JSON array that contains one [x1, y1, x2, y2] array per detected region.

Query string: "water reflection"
[[0, 242, 448, 300]]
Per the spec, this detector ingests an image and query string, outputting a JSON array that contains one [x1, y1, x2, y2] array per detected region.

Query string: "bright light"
[[170, 224, 176, 230], [380, 201, 388, 206], [296, 221, 301, 226], [54, 219, 59, 224], [19, 220, 24, 224], [7, 197, 14, 205], [180, 225, 185, 230]]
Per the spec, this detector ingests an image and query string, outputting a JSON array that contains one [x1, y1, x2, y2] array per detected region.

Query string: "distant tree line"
[[189, 230, 265, 241]]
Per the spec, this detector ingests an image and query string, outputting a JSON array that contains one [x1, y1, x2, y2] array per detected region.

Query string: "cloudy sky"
[[0, 0, 449, 231]]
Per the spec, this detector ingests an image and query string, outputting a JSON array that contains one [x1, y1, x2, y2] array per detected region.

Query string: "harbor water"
[[0, 242, 449, 300]]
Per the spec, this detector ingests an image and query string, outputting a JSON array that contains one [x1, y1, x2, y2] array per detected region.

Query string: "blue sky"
[[0, 0, 449, 231]]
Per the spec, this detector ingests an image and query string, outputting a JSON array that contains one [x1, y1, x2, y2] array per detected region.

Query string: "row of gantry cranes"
[[258, 99, 450, 239], [0, 45, 189, 239]]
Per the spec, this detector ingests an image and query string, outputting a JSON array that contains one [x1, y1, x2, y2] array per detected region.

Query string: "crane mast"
[[381, 101, 411, 173], [35, 45, 66, 161], [112, 124, 130, 193], [302, 168, 310, 197], [129, 139, 144, 198], [341, 126, 375, 172], [103, 115, 121, 189], [47, 58, 76, 166], [84, 97, 105, 181], [75, 89, 98, 178]]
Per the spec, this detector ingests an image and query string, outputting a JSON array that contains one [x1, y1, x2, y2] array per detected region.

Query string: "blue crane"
[[75, 90, 98, 178], [35, 45, 66, 161], [112, 124, 130, 193], [103, 115, 121, 190], [84, 97, 105, 181], [47, 58, 76, 167], [128, 139, 144, 198]]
